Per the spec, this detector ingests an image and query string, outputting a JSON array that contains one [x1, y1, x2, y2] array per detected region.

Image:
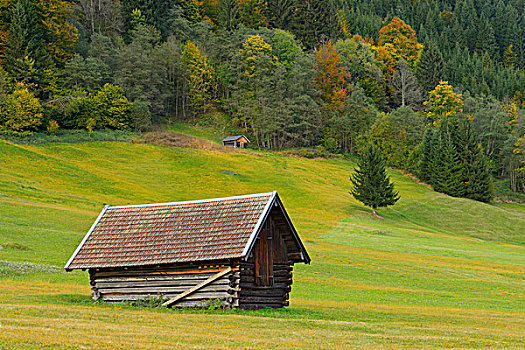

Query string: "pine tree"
[[350, 144, 400, 217], [457, 119, 493, 202], [291, 0, 336, 50], [3, 0, 55, 98], [465, 144, 493, 202], [434, 120, 465, 197], [418, 128, 434, 183], [218, 0, 239, 32], [267, 0, 294, 29], [416, 42, 443, 93]]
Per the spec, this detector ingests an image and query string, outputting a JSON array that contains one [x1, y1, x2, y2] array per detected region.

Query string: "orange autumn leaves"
[[314, 17, 423, 113], [314, 40, 351, 114]]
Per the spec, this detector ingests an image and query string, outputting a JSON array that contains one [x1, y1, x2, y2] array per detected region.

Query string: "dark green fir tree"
[[457, 120, 493, 202], [218, 0, 240, 32], [465, 145, 493, 202], [418, 128, 434, 183], [350, 144, 400, 217], [416, 41, 444, 93], [434, 121, 466, 197]]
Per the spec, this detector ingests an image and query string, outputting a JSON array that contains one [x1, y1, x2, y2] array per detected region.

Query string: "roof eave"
[[64, 205, 109, 271], [241, 191, 277, 259], [242, 191, 311, 264]]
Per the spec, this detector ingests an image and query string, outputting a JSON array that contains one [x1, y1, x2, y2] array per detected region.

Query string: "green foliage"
[[424, 81, 464, 126], [432, 122, 466, 197], [369, 106, 423, 168], [206, 298, 224, 310], [114, 24, 169, 116], [416, 42, 444, 93], [350, 144, 400, 214], [335, 38, 385, 108], [131, 100, 153, 132], [126, 294, 168, 308], [181, 41, 217, 115], [218, 0, 240, 31], [239, 0, 267, 28], [419, 117, 494, 202], [89, 84, 133, 129], [0, 83, 43, 133], [330, 87, 378, 153], [64, 54, 111, 92], [3, 0, 54, 98]]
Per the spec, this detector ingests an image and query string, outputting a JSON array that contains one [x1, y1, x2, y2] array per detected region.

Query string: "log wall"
[[89, 262, 241, 308], [239, 261, 293, 310]]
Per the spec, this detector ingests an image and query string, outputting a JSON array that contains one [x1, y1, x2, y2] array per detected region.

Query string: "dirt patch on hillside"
[[140, 131, 266, 157], [141, 131, 224, 151]]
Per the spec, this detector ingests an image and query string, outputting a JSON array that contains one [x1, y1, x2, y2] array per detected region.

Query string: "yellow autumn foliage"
[[424, 81, 463, 126], [0, 83, 43, 133]]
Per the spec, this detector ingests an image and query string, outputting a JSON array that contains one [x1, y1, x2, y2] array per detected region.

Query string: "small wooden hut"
[[222, 135, 250, 148], [65, 191, 310, 309]]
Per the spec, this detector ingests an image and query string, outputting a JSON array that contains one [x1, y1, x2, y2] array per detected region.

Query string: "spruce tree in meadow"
[[350, 144, 400, 217]]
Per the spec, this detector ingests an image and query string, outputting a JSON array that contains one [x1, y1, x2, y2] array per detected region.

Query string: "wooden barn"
[[222, 135, 250, 148], [64, 191, 310, 309]]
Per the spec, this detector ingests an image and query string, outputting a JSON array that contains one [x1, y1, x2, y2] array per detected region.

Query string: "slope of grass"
[[0, 138, 524, 349]]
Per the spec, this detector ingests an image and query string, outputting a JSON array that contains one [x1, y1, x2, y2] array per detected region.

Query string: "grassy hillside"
[[0, 137, 524, 349]]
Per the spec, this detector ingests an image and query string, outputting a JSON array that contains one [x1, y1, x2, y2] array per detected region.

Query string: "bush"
[[47, 119, 59, 134], [91, 84, 133, 129], [132, 100, 153, 132], [50, 85, 133, 131], [0, 83, 43, 134]]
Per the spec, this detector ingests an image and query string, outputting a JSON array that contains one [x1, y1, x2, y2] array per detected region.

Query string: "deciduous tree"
[[378, 17, 423, 69], [314, 40, 351, 114], [0, 82, 43, 133]]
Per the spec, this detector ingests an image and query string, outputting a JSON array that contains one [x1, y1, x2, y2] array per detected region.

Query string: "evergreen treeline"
[[0, 0, 524, 200]]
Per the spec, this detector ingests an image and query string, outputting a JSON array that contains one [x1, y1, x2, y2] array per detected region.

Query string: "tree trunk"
[[371, 207, 383, 218]]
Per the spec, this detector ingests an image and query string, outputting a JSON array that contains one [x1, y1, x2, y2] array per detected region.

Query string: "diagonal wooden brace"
[[162, 267, 232, 307]]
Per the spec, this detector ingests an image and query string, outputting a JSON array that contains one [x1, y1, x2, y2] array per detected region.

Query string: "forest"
[[0, 0, 524, 200]]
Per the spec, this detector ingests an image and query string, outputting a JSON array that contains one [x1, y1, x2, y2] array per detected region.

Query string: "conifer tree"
[[3, 0, 55, 98], [434, 126, 465, 197], [465, 145, 493, 202], [350, 144, 400, 217], [457, 119, 493, 202], [416, 42, 444, 93], [418, 128, 434, 183], [218, 0, 239, 31]]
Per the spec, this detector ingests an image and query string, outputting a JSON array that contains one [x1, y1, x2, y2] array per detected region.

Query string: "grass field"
[[0, 136, 524, 349]]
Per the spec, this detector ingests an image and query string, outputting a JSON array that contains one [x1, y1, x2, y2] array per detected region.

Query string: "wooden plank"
[[93, 266, 238, 278], [239, 283, 290, 290], [239, 303, 283, 310], [98, 284, 232, 294], [162, 267, 232, 307], [95, 278, 231, 289], [102, 291, 235, 302], [240, 276, 292, 284], [240, 289, 287, 297], [240, 296, 288, 303]]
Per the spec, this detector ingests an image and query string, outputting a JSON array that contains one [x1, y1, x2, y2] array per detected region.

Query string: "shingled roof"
[[65, 191, 309, 271], [222, 135, 250, 142]]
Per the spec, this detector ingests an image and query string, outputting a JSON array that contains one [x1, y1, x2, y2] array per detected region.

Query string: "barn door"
[[254, 219, 274, 286]]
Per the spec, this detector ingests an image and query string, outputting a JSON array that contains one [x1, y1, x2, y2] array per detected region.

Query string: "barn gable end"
[[65, 191, 309, 309]]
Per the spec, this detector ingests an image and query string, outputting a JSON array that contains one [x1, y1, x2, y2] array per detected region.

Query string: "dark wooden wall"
[[241, 210, 294, 309]]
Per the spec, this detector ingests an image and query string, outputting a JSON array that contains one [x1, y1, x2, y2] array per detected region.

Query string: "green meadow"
[[0, 135, 524, 349]]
